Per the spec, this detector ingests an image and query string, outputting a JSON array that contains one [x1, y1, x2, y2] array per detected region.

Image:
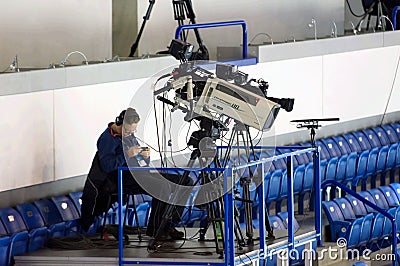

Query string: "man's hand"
[[140, 147, 150, 159], [126, 145, 142, 157]]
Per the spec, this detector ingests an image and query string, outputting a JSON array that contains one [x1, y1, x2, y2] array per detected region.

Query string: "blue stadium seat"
[[345, 195, 368, 217], [344, 152, 358, 186], [378, 186, 400, 208], [368, 212, 385, 249], [276, 170, 288, 213], [337, 156, 349, 185], [298, 162, 314, 214], [389, 183, 400, 201], [343, 133, 363, 153], [386, 144, 398, 183], [68, 191, 83, 215], [375, 146, 389, 186], [0, 208, 29, 265], [51, 196, 81, 236], [333, 135, 353, 154], [315, 140, 331, 160], [268, 215, 286, 230], [361, 148, 379, 190], [15, 203, 48, 251], [389, 122, 400, 139], [34, 199, 65, 238], [371, 127, 392, 146], [293, 165, 305, 196], [0, 221, 11, 266], [358, 191, 378, 213], [382, 124, 400, 143], [351, 150, 369, 191], [367, 189, 390, 210], [321, 138, 343, 158], [277, 211, 300, 231], [265, 170, 282, 210], [362, 129, 383, 148], [352, 131, 373, 150], [333, 198, 357, 220], [324, 158, 338, 199], [358, 213, 373, 247], [322, 200, 370, 246]]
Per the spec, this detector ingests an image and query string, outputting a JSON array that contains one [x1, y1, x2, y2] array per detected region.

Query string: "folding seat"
[[358, 213, 373, 247], [344, 152, 358, 187], [322, 200, 371, 246], [0, 208, 29, 264], [68, 191, 83, 215], [333, 135, 353, 154], [382, 124, 400, 143], [265, 170, 282, 211], [320, 138, 344, 158], [33, 199, 66, 238], [345, 195, 368, 217], [351, 131, 373, 151], [378, 186, 400, 208], [360, 148, 379, 190], [336, 156, 348, 185], [362, 129, 383, 148], [51, 196, 81, 236], [343, 133, 363, 153], [368, 212, 385, 250], [276, 170, 287, 213], [389, 183, 400, 201], [358, 191, 378, 213], [375, 145, 389, 186], [15, 203, 48, 251], [315, 140, 331, 160], [333, 198, 357, 220], [324, 157, 338, 199], [371, 127, 392, 146], [277, 211, 300, 231], [367, 189, 390, 210], [389, 122, 400, 139], [293, 165, 305, 196], [298, 162, 314, 214], [268, 215, 286, 230], [0, 221, 11, 266], [351, 150, 369, 191]]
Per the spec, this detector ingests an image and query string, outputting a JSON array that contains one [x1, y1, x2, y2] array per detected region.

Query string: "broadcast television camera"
[[154, 39, 294, 132]]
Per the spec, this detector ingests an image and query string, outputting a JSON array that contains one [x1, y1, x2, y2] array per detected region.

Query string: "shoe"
[[168, 227, 184, 240]]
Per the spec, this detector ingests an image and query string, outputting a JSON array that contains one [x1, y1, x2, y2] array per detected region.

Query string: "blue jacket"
[[97, 122, 150, 173]]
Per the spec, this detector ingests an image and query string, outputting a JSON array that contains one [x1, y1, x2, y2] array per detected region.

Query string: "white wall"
[[0, 0, 112, 69], [0, 46, 399, 192]]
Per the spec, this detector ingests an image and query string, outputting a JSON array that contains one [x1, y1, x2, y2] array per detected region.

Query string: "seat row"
[[0, 193, 84, 266], [237, 122, 400, 214], [323, 183, 400, 251]]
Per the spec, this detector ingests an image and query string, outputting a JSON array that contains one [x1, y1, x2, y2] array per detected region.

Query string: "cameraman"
[[81, 107, 192, 240]]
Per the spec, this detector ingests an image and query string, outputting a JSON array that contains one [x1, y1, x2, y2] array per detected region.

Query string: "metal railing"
[[116, 146, 320, 265], [175, 20, 248, 59], [322, 179, 397, 266]]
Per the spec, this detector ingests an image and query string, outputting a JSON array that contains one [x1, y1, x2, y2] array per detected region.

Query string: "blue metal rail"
[[322, 179, 397, 266], [117, 145, 320, 265], [175, 20, 248, 59]]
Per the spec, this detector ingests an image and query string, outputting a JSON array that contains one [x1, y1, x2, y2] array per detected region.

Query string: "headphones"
[[115, 110, 126, 126]]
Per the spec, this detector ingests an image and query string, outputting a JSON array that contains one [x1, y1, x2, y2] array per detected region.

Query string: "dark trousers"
[[109, 171, 193, 235]]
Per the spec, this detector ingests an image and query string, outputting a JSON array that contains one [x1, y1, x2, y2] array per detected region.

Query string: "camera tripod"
[[220, 122, 275, 244], [129, 0, 208, 59]]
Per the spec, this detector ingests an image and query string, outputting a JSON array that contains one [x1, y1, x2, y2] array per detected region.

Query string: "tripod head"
[[291, 118, 339, 147]]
